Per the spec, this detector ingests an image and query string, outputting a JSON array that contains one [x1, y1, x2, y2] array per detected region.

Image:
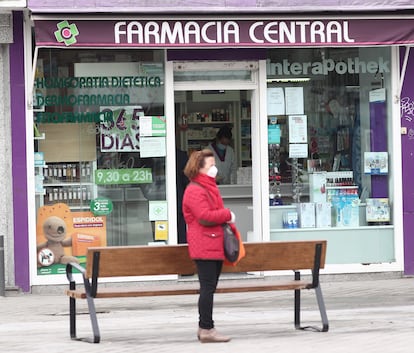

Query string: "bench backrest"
[[85, 240, 326, 279]]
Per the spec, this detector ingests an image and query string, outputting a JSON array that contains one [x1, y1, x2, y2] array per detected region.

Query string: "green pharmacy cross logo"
[[54, 21, 79, 46], [154, 206, 163, 216]]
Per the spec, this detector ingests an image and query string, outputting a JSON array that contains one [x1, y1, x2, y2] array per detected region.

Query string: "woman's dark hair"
[[216, 125, 232, 140], [184, 149, 215, 179]]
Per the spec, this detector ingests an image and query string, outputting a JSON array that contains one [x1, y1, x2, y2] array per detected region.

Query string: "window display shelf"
[[44, 182, 95, 187], [326, 185, 358, 190], [43, 184, 95, 206], [187, 137, 214, 141], [187, 121, 231, 125], [35, 161, 97, 209]]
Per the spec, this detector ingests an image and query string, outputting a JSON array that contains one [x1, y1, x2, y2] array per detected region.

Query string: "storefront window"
[[266, 47, 393, 232], [33, 49, 165, 275]]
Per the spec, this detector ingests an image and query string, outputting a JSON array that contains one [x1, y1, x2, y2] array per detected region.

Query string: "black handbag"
[[222, 223, 240, 263]]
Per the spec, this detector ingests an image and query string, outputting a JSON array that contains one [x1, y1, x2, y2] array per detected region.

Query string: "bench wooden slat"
[[85, 244, 195, 278], [66, 280, 312, 299], [223, 241, 326, 273], [66, 286, 199, 299], [85, 240, 326, 279]]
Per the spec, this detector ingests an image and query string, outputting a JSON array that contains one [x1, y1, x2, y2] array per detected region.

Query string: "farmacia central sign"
[[34, 18, 414, 47], [114, 20, 355, 45]]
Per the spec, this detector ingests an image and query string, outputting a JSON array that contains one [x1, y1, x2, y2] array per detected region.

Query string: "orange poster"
[[36, 203, 107, 275]]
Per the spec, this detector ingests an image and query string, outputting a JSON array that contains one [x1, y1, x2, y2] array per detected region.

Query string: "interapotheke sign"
[[34, 18, 414, 48]]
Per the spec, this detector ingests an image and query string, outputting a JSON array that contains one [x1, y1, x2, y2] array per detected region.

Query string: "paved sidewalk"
[[1, 276, 414, 353]]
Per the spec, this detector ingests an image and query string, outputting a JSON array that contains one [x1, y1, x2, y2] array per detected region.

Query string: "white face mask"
[[206, 165, 218, 178]]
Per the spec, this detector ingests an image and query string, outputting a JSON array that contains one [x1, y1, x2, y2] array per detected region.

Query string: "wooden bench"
[[66, 240, 328, 343]]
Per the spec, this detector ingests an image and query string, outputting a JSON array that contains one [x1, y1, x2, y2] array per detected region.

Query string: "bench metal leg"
[[69, 276, 101, 343], [295, 271, 329, 332], [315, 285, 329, 332], [85, 294, 101, 343], [294, 288, 301, 330], [68, 294, 101, 343], [294, 285, 329, 332], [69, 296, 77, 340], [66, 261, 101, 343]]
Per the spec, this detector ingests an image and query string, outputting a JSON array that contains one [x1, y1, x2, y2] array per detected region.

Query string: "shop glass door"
[[173, 61, 261, 243]]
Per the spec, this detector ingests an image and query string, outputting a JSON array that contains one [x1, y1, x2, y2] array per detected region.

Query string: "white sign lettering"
[[268, 57, 390, 76], [114, 20, 355, 45]]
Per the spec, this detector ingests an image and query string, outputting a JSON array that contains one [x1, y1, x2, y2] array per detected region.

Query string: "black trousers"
[[195, 259, 223, 329]]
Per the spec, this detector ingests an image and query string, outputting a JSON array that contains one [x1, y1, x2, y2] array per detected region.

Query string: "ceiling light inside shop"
[[345, 85, 360, 91]]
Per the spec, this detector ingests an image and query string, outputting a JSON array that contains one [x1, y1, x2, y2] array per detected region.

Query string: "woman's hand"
[[228, 211, 236, 224]]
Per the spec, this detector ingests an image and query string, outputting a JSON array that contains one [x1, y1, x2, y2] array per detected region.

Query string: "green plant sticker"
[[54, 21, 79, 46], [90, 197, 113, 216]]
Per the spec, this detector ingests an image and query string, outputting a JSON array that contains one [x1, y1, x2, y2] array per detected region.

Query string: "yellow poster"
[[36, 203, 107, 275], [154, 221, 168, 241]]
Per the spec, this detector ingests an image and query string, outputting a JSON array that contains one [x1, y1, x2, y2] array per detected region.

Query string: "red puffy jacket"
[[182, 173, 232, 260]]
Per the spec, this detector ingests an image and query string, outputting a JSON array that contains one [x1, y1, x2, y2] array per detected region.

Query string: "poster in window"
[[268, 124, 281, 144], [267, 87, 285, 116], [140, 136, 166, 157], [285, 87, 304, 115], [288, 115, 308, 143], [36, 203, 107, 275], [140, 116, 166, 137], [364, 152, 388, 175], [100, 106, 143, 152], [289, 143, 308, 158]]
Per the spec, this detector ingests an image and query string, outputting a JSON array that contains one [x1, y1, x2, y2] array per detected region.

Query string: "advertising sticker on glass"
[[364, 152, 388, 175], [100, 106, 143, 152]]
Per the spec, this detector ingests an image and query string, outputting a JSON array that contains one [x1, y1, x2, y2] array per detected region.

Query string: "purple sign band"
[[35, 18, 414, 48]]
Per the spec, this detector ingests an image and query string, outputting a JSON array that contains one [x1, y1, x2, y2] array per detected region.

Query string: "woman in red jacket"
[[183, 149, 235, 343]]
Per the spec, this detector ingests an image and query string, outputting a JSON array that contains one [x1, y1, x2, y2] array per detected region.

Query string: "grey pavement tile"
[[0, 277, 414, 352]]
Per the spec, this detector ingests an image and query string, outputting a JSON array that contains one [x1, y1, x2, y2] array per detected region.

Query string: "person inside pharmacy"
[[207, 125, 236, 184]]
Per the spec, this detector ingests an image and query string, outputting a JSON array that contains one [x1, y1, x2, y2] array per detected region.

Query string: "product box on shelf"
[[315, 202, 332, 227], [331, 194, 359, 227], [309, 172, 327, 203], [296, 202, 316, 228], [366, 198, 390, 223], [282, 211, 298, 228]]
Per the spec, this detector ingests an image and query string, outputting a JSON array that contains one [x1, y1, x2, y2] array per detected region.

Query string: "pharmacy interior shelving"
[[176, 90, 252, 169]]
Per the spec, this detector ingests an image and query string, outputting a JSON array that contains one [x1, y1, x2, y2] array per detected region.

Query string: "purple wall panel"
[[401, 47, 414, 213], [403, 212, 414, 274], [369, 101, 388, 198], [400, 46, 414, 275], [10, 12, 30, 291]]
